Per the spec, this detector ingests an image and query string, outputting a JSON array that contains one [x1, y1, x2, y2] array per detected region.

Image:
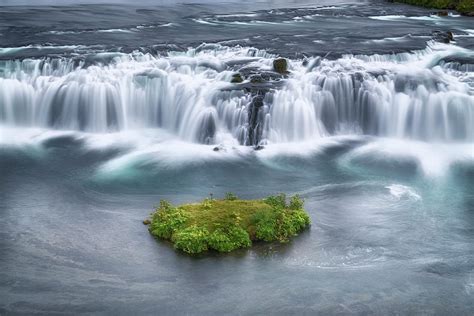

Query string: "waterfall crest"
[[1, 43, 473, 144]]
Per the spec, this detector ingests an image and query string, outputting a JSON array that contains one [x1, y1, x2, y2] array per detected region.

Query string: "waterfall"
[[0, 43, 473, 145]]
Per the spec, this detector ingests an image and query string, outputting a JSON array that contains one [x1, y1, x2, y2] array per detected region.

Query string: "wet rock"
[[231, 73, 243, 83], [254, 145, 265, 151], [238, 67, 284, 83], [250, 74, 265, 84], [431, 30, 454, 43], [213, 144, 225, 152], [273, 58, 288, 74], [252, 95, 264, 108], [447, 31, 454, 41], [247, 95, 266, 145], [143, 219, 151, 225], [219, 65, 287, 146], [437, 10, 449, 16]]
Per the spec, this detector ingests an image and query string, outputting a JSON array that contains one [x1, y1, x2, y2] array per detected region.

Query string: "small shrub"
[[276, 209, 311, 241], [264, 193, 287, 209], [252, 209, 278, 241], [208, 226, 251, 252], [225, 192, 238, 201], [149, 201, 188, 239], [172, 225, 210, 254], [289, 195, 304, 210]]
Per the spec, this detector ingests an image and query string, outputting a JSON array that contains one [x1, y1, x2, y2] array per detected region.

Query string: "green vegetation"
[[147, 193, 311, 254], [395, 0, 474, 15]]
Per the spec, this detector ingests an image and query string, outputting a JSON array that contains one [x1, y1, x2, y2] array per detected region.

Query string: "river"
[[0, 0, 473, 314]]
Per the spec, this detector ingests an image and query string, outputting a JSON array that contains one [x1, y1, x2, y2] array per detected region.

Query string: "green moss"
[[147, 194, 311, 254]]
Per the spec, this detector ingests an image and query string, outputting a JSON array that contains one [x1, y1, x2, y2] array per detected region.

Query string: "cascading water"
[[3, 1, 474, 314], [0, 42, 473, 145]]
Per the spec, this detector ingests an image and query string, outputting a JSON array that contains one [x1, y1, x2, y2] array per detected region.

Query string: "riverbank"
[[395, 0, 474, 16]]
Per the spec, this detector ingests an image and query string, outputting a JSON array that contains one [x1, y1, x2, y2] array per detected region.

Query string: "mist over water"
[[1, 0, 473, 314]]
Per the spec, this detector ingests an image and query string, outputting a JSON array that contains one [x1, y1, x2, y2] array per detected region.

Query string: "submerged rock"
[[250, 74, 265, 84], [231, 73, 243, 83], [273, 58, 288, 74]]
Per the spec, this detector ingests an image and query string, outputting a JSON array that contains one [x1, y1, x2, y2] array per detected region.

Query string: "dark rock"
[[143, 219, 151, 225], [252, 95, 264, 108], [250, 74, 265, 84], [431, 30, 454, 43], [218, 64, 289, 146], [238, 67, 284, 82], [254, 145, 265, 151], [247, 95, 266, 145], [231, 73, 243, 83], [213, 144, 225, 152], [447, 31, 454, 41], [437, 10, 448, 16], [273, 58, 288, 74]]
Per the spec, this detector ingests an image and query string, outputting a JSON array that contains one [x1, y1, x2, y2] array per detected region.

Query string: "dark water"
[[1, 0, 473, 58], [1, 0, 474, 314]]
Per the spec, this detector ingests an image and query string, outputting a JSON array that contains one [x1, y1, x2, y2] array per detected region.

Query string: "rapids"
[[1, 43, 473, 145]]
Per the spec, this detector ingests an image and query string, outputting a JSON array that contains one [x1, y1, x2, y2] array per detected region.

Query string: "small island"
[[145, 193, 311, 254]]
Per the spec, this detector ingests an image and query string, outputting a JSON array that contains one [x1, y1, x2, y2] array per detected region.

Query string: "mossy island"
[[145, 193, 311, 255]]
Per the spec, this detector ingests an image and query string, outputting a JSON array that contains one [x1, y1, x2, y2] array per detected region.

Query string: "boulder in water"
[[213, 144, 225, 152], [432, 30, 454, 43], [143, 219, 151, 225], [273, 58, 288, 74], [437, 10, 449, 16], [250, 74, 265, 84], [231, 73, 243, 83]]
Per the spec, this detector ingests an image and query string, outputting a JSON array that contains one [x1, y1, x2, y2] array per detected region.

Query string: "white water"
[[0, 43, 473, 146]]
